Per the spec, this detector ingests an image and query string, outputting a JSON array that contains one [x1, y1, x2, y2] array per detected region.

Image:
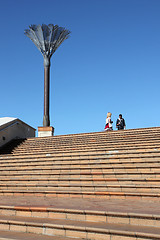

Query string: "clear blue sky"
[[0, 0, 160, 136]]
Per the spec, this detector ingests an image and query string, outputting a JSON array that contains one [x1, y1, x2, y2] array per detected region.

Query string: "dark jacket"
[[116, 118, 126, 130]]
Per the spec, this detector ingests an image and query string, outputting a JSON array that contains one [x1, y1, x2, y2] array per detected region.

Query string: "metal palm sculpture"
[[24, 24, 70, 127]]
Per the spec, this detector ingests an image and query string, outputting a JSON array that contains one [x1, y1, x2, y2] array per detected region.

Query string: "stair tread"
[[0, 164, 160, 170], [2, 151, 160, 161], [0, 172, 159, 177], [0, 196, 159, 215], [1, 204, 160, 219], [0, 214, 160, 237], [1, 159, 160, 166], [0, 189, 159, 196], [0, 183, 159, 187], [0, 177, 159, 181], [0, 230, 79, 240]]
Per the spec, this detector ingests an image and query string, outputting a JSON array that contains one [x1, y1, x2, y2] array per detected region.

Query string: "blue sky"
[[0, 0, 160, 135]]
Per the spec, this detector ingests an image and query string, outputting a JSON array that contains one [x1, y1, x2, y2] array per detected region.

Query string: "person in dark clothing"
[[116, 114, 126, 130]]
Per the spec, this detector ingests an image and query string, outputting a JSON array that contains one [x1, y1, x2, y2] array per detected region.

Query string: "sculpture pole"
[[24, 24, 70, 130], [43, 57, 50, 127]]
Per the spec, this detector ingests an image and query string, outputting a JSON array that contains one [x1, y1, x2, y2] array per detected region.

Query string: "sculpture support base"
[[38, 126, 54, 137]]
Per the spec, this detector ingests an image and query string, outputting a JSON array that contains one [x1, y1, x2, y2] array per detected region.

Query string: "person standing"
[[116, 114, 126, 130], [105, 112, 113, 130]]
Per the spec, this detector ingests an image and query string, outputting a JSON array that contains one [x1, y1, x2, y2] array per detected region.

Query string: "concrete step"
[[1, 127, 160, 155], [22, 127, 160, 141], [0, 171, 159, 178], [3, 129, 160, 155], [0, 230, 77, 240], [18, 142, 160, 152], [0, 174, 159, 190], [17, 128, 160, 142], [0, 194, 160, 239], [0, 183, 160, 193], [0, 160, 160, 171], [1, 159, 160, 167], [0, 158, 159, 172], [27, 129, 160, 140], [0, 205, 160, 229], [0, 177, 159, 186], [1, 149, 160, 164], [11, 139, 160, 151], [0, 213, 160, 239], [0, 189, 159, 201], [8, 143, 160, 155], [0, 163, 160, 176]]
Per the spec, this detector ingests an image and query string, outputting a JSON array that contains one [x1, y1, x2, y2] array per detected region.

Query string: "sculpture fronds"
[[24, 24, 70, 65]]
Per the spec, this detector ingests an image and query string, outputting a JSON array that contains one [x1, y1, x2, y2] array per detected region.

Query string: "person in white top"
[[104, 112, 113, 131]]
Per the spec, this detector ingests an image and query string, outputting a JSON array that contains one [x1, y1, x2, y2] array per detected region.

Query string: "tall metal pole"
[[43, 66, 50, 126], [43, 57, 50, 127]]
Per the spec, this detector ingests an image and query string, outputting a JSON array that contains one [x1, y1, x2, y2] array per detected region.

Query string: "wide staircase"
[[0, 127, 160, 239]]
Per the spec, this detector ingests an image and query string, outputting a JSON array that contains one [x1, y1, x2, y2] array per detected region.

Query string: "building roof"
[[0, 117, 17, 127]]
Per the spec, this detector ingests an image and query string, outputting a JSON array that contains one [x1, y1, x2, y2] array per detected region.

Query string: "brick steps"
[[0, 190, 159, 201], [23, 127, 160, 140], [1, 150, 160, 165], [0, 163, 159, 177], [0, 157, 159, 169], [0, 184, 159, 193], [0, 182, 159, 188], [0, 171, 159, 176], [0, 160, 160, 167], [0, 127, 160, 238], [0, 163, 160, 172], [0, 159, 160, 169], [0, 230, 74, 240], [16, 136, 160, 144], [0, 211, 160, 239], [8, 150, 160, 159], [17, 127, 160, 141], [0, 205, 160, 228], [8, 143, 160, 155], [1, 146, 160, 155], [10, 127, 160, 155], [0, 170, 159, 183], [11, 139, 160, 151], [0, 163, 160, 173], [0, 177, 159, 184], [5, 128, 160, 155], [13, 137, 160, 144], [0, 165, 159, 174]]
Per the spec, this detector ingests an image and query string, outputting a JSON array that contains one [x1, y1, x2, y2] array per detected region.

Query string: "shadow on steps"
[[0, 138, 26, 155]]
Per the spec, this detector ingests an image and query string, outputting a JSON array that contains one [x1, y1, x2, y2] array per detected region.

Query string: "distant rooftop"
[[0, 117, 17, 127]]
